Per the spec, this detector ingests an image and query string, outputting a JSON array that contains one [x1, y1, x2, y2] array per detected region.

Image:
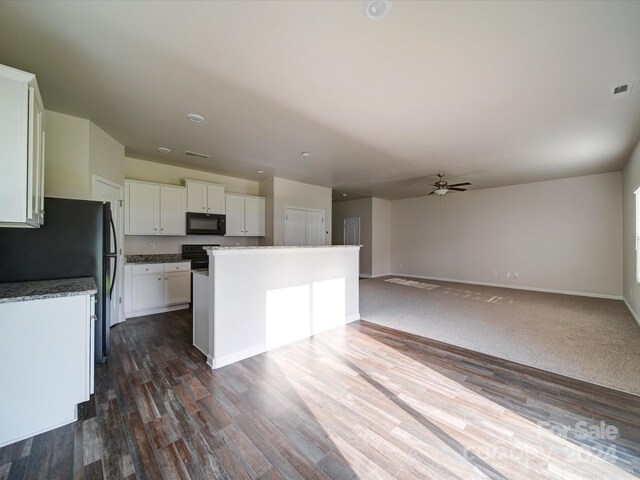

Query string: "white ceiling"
[[1, 0, 639, 200]]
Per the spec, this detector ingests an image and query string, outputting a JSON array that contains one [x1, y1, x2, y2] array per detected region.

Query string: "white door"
[[244, 196, 265, 237], [131, 274, 164, 310], [187, 182, 207, 213], [344, 217, 360, 245], [305, 210, 325, 246], [285, 208, 306, 246], [164, 272, 191, 305], [225, 195, 245, 236], [93, 176, 124, 326], [160, 186, 186, 235], [207, 185, 226, 214], [127, 182, 159, 234]]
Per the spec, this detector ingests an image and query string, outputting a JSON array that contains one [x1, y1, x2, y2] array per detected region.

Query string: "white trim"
[[623, 297, 640, 328], [346, 313, 361, 323], [124, 303, 189, 319], [360, 273, 390, 279], [92, 174, 123, 191], [388, 273, 623, 300], [206, 246, 360, 256], [209, 344, 267, 369]]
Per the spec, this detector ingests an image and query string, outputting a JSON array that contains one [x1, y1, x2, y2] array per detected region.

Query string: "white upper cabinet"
[[0, 64, 45, 228], [186, 180, 225, 214], [125, 180, 186, 235], [225, 194, 265, 237]]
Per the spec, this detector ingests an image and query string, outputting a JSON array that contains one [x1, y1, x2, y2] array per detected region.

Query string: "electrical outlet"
[[514, 272, 519, 278], [149, 242, 155, 250], [506, 272, 511, 278]]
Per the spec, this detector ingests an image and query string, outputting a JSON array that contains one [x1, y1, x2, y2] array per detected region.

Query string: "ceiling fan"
[[428, 173, 471, 196]]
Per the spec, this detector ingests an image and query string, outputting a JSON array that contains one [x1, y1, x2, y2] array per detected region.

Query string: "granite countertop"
[[0, 277, 97, 304], [203, 245, 361, 251], [125, 254, 187, 265]]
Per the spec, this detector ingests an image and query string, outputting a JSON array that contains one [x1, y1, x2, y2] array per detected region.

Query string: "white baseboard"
[[346, 312, 361, 323], [623, 297, 640, 328], [360, 274, 390, 279], [124, 303, 189, 319], [387, 273, 623, 300]]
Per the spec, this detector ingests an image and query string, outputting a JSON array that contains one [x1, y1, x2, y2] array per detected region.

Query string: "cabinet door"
[[160, 186, 186, 235], [285, 208, 306, 246], [164, 271, 191, 305], [207, 185, 225, 214], [187, 182, 207, 213], [127, 182, 160, 235], [225, 195, 245, 236], [131, 273, 164, 310], [244, 196, 265, 237], [305, 210, 325, 246]]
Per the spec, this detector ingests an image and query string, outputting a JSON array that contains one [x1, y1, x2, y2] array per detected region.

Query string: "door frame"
[[92, 175, 125, 325]]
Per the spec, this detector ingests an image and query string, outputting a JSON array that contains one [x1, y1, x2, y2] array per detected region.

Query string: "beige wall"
[[372, 198, 391, 277], [44, 111, 91, 199], [390, 172, 623, 297], [271, 177, 332, 246], [622, 139, 640, 322], [89, 122, 124, 187], [332, 198, 373, 276], [125, 157, 259, 195], [259, 177, 275, 246], [44, 111, 125, 200]]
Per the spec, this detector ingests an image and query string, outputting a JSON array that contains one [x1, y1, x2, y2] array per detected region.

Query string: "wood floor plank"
[[1, 310, 639, 479]]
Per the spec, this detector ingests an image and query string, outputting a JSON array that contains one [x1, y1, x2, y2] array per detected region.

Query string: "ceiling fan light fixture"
[[434, 188, 449, 196]]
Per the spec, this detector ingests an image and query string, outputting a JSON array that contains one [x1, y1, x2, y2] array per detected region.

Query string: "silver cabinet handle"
[[157, 277, 161, 281], [145, 268, 149, 271], [154, 228, 158, 231]]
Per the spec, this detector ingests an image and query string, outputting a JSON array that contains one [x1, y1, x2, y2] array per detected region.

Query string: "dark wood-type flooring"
[[1, 309, 639, 479]]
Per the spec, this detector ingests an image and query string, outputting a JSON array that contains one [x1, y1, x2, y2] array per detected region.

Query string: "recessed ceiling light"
[[158, 147, 171, 153], [301, 151, 311, 157], [364, 0, 391, 20], [257, 170, 265, 174], [342, 193, 348, 197], [187, 113, 205, 123]]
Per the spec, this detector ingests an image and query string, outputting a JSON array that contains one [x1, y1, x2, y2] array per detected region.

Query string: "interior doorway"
[[93, 175, 124, 326], [343, 217, 360, 246]]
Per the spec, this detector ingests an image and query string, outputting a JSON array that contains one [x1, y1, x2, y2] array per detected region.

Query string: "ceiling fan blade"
[[448, 187, 467, 191], [448, 182, 471, 187], [428, 190, 436, 195]]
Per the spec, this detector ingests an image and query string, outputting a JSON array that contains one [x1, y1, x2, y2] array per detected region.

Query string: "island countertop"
[[204, 245, 361, 255], [0, 277, 97, 304]]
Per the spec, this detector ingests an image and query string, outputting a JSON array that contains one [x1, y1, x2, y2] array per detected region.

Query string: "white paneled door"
[[344, 217, 360, 246], [93, 176, 124, 326], [285, 207, 325, 246]]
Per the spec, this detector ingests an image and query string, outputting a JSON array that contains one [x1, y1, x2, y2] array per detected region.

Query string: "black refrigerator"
[[0, 197, 116, 363]]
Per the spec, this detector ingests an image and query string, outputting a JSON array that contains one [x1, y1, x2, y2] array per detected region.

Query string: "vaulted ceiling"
[[1, 1, 639, 199]]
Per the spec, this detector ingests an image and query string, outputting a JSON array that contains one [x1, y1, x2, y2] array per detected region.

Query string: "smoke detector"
[[364, 0, 391, 20], [610, 82, 634, 100]]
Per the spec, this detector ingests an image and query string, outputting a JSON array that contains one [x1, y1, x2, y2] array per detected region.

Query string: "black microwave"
[[186, 212, 226, 235]]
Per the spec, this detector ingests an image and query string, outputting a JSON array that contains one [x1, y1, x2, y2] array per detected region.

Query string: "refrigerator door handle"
[[108, 214, 118, 300]]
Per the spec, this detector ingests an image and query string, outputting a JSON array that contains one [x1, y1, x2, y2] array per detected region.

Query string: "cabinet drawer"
[[164, 262, 191, 272], [131, 264, 163, 275]]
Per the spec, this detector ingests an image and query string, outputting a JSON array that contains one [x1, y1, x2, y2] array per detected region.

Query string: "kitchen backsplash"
[[124, 235, 260, 255]]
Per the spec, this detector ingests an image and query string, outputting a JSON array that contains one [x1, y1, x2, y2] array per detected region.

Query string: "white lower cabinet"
[[0, 293, 93, 448], [125, 262, 191, 318]]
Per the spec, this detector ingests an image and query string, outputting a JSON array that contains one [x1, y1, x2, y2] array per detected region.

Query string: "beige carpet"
[[360, 276, 640, 395]]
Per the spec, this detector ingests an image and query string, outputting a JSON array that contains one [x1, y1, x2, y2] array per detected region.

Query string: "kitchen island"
[[194, 245, 360, 368]]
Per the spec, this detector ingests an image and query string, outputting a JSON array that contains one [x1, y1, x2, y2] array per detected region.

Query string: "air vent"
[[610, 82, 634, 99], [185, 151, 210, 159]]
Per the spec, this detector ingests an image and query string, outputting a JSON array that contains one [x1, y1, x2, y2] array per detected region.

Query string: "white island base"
[[193, 246, 361, 369]]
